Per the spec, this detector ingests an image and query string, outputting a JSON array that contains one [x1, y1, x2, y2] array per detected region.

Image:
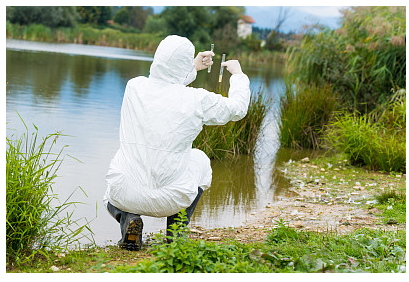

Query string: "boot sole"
[[119, 217, 143, 251]]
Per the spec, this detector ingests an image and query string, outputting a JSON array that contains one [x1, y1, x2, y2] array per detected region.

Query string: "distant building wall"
[[238, 19, 253, 39]]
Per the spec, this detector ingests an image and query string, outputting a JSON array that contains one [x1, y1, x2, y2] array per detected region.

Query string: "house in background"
[[237, 15, 255, 39]]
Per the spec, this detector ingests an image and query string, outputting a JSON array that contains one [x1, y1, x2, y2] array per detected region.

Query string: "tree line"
[[7, 6, 293, 53]]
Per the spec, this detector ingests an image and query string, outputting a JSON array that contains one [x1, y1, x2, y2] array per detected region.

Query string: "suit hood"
[[149, 35, 196, 85]]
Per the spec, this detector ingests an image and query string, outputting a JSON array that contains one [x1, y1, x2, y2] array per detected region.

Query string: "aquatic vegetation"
[[6, 116, 93, 265], [193, 88, 269, 160], [278, 82, 339, 149], [286, 6, 406, 113], [324, 90, 406, 173]]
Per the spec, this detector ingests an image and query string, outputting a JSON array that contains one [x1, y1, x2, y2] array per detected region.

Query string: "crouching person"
[[103, 35, 250, 250]]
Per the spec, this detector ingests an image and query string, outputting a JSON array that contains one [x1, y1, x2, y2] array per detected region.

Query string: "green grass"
[[324, 90, 406, 173], [116, 219, 406, 273], [263, 222, 406, 273], [6, 116, 93, 266], [375, 190, 406, 225]]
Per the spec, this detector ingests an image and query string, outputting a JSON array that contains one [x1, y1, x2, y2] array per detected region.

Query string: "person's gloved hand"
[[194, 51, 215, 71], [221, 60, 243, 75]]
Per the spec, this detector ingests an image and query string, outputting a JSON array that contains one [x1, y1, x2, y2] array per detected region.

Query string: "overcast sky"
[[244, 6, 347, 32], [151, 5, 347, 32]]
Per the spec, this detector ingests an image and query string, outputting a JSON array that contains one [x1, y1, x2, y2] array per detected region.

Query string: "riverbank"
[[6, 22, 285, 64], [8, 153, 406, 273]]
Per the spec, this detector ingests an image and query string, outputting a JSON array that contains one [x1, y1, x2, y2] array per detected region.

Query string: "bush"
[[6, 6, 78, 28], [324, 90, 406, 172], [6, 118, 92, 265], [278, 82, 339, 149], [286, 7, 406, 112]]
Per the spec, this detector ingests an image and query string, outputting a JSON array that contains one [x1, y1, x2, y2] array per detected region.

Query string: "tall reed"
[[278, 82, 339, 149], [193, 88, 269, 160], [286, 7, 406, 112], [324, 90, 406, 172], [6, 117, 93, 265]]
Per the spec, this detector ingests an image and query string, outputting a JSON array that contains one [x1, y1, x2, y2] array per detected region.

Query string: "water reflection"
[[6, 39, 291, 245]]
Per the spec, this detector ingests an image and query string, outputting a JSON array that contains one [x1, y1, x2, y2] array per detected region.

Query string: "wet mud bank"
[[187, 155, 406, 243]]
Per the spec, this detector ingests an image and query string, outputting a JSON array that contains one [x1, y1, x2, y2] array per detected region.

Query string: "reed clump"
[[324, 89, 406, 173], [278, 82, 339, 149], [286, 6, 406, 113], [193, 88, 269, 160], [6, 117, 92, 266]]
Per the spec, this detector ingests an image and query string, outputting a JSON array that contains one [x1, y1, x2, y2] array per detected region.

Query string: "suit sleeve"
[[195, 73, 251, 125]]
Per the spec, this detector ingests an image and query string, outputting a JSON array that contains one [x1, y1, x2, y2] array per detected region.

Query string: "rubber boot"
[[118, 213, 143, 251], [107, 202, 143, 251]]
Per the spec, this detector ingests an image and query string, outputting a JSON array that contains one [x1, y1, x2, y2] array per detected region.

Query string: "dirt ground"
[[186, 158, 406, 244]]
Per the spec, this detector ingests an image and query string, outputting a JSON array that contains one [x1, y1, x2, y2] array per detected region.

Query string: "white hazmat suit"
[[103, 35, 250, 217]]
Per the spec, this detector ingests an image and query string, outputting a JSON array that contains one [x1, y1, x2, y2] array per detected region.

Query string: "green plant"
[[375, 190, 406, 225], [6, 116, 93, 265], [278, 82, 338, 149], [324, 91, 405, 172], [193, 88, 269, 160], [264, 224, 406, 272], [286, 7, 406, 112]]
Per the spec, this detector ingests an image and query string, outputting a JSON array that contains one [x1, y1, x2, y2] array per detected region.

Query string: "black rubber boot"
[[107, 202, 143, 251], [118, 213, 143, 251]]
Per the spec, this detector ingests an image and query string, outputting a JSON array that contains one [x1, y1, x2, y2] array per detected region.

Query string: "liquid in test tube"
[[208, 44, 214, 73], [219, 54, 226, 83]]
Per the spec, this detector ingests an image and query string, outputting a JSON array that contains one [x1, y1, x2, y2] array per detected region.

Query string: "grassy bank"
[[6, 21, 162, 52], [6, 21, 285, 64], [6, 119, 93, 266], [8, 152, 406, 273]]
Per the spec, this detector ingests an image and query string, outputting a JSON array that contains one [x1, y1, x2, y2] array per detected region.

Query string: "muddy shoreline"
[[185, 156, 406, 243]]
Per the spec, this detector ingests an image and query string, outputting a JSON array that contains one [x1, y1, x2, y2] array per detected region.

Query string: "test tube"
[[208, 43, 214, 73], [219, 54, 226, 83]]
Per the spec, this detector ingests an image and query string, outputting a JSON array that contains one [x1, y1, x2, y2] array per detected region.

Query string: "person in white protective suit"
[[103, 35, 250, 250]]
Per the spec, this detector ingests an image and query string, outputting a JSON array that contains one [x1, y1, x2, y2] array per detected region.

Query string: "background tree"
[[210, 6, 244, 54], [161, 6, 211, 48], [113, 6, 153, 31], [77, 6, 112, 26], [143, 14, 168, 35], [6, 6, 78, 28], [113, 7, 129, 25], [266, 7, 292, 51]]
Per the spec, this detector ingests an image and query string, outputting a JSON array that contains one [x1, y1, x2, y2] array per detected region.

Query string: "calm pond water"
[[6, 39, 305, 245]]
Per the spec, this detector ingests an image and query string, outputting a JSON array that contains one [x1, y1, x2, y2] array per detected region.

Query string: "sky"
[[150, 5, 347, 33]]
